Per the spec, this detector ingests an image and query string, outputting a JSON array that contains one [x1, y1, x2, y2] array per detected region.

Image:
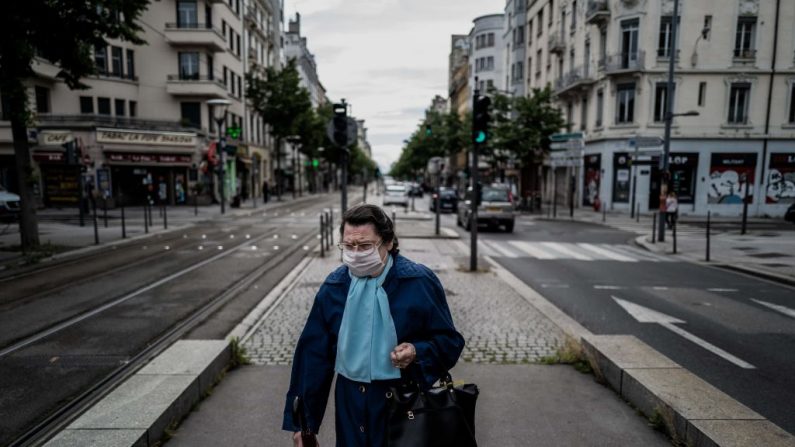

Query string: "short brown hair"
[[339, 204, 399, 254]]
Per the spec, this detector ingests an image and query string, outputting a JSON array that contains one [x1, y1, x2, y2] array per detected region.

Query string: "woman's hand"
[[391, 343, 416, 369], [293, 432, 319, 447]]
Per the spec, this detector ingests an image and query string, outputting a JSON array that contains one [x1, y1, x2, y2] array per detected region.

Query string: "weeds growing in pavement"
[[229, 336, 251, 369], [537, 337, 592, 374]]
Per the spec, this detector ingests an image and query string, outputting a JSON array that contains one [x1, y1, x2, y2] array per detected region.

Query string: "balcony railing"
[[555, 65, 596, 94], [168, 74, 222, 83], [165, 22, 215, 30], [164, 23, 226, 52], [656, 48, 680, 60], [598, 50, 645, 74], [166, 75, 227, 98], [36, 114, 190, 131], [733, 48, 757, 60], [586, 0, 610, 25], [548, 33, 565, 54]]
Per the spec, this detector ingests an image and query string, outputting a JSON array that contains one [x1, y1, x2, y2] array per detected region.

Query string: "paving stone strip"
[[244, 239, 564, 366]]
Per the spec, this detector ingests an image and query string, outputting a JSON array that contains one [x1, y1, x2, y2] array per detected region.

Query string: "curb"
[[482, 254, 795, 447], [44, 340, 231, 447]]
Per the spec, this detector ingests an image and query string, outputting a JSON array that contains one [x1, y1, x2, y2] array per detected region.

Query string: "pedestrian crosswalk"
[[598, 220, 711, 237], [470, 240, 673, 262]]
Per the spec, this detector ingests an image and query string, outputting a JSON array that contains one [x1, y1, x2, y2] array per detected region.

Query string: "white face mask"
[[343, 243, 386, 277]]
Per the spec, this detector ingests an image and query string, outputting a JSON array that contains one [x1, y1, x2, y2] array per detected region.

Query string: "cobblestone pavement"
[[243, 238, 564, 366]]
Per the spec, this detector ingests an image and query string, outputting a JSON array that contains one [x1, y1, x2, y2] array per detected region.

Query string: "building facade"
[[448, 35, 472, 186], [470, 14, 507, 96], [505, 0, 529, 97], [0, 0, 282, 208], [527, 0, 795, 217]]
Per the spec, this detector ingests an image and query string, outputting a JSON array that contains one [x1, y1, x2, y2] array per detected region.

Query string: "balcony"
[[548, 33, 565, 55], [598, 50, 645, 74], [36, 114, 188, 131], [656, 48, 680, 61], [554, 65, 597, 95], [586, 0, 610, 25], [733, 48, 757, 62], [164, 23, 226, 52], [166, 75, 228, 98], [248, 46, 257, 61]]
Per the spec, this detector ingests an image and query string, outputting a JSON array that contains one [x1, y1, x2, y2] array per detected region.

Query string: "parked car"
[[457, 184, 515, 232], [429, 187, 458, 213], [383, 184, 409, 207], [0, 185, 21, 222], [407, 183, 423, 198], [786, 203, 795, 223]]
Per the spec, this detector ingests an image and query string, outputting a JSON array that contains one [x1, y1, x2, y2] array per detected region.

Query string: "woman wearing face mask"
[[283, 204, 465, 447]]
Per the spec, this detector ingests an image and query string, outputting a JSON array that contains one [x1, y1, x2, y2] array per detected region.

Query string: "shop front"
[[649, 152, 699, 209], [766, 152, 795, 205], [582, 154, 601, 207]]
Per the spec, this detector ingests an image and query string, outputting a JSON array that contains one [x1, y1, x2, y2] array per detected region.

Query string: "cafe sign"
[[97, 128, 196, 147], [38, 131, 74, 146]]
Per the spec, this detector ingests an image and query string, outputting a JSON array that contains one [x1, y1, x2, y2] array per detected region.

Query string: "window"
[[789, 84, 795, 123], [653, 82, 676, 122], [487, 33, 494, 47], [236, 34, 241, 57], [516, 62, 523, 83], [223, 66, 228, 88], [569, 48, 575, 72], [115, 98, 125, 116], [35, 86, 50, 114], [126, 49, 135, 79], [570, 0, 577, 30], [616, 83, 635, 124], [566, 102, 573, 132], [487, 79, 494, 90], [596, 89, 604, 127], [734, 17, 756, 58], [728, 82, 751, 124], [658, 16, 680, 57], [177, 0, 198, 27], [207, 54, 214, 80], [237, 76, 242, 98], [488, 56, 494, 71], [548, 0, 553, 27], [79, 96, 94, 114], [111, 46, 123, 76], [528, 19, 533, 44], [179, 52, 200, 79], [538, 10, 544, 34], [516, 26, 525, 46], [599, 27, 607, 64], [95, 45, 107, 74], [181, 102, 201, 128], [97, 97, 111, 115], [698, 82, 707, 106], [129, 100, 137, 117], [536, 49, 542, 75], [580, 97, 588, 131], [620, 19, 640, 68], [527, 57, 533, 82]]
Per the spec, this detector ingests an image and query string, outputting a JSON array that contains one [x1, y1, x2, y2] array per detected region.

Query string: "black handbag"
[[386, 372, 479, 447]]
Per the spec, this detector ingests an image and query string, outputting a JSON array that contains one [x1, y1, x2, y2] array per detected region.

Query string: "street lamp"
[[208, 98, 231, 214]]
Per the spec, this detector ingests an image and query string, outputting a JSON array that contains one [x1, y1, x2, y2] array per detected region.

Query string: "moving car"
[[457, 184, 515, 232], [383, 184, 409, 207], [0, 185, 21, 222], [786, 203, 795, 223], [429, 187, 458, 213], [407, 183, 423, 198]]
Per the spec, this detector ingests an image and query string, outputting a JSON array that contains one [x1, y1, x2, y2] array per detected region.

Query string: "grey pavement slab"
[[166, 363, 670, 447], [44, 429, 147, 447], [687, 419, 795, 447]]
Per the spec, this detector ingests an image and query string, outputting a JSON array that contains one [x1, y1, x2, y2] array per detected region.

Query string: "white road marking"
[[594, 285, 624, 290], [578, 243, 637, 262], [540, 242, 593, 260], [606, 244, 668, 262], [541, 284, 570, 288], [707, 288, 738, 293], [612, 296, 755, 369], [481, 240, 518, 258], [653, 286, 669, 290], [508, 241, 559, 259], [751, 299, 795, 319]]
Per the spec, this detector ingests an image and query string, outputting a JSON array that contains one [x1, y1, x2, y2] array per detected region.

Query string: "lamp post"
[[658, 110, 699, 241], [208, 99, 231, 214]]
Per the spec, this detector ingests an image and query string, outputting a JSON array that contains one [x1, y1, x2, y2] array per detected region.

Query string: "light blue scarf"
[[335, 255, 400, 383]]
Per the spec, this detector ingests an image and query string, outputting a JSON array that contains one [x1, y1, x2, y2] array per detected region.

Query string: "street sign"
[[550, 142, 568, 151], [325, 117, 358, 147], [550, 132, 584, 142], [427, 156, 443, 174], [629, 136, 664, 148]]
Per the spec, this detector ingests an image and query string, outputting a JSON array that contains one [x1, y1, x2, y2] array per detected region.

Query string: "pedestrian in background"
[[666, 191, 678, 229], [263, 180, 270, 203], [283, 204, 465, 447]]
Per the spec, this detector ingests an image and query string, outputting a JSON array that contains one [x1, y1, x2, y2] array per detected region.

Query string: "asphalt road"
[[421, 196, 795, 435], [0, 193, 349, 446]]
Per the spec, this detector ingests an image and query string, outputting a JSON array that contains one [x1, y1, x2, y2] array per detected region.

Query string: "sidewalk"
[[548, 209, 795, 285], [164, 236, 670, 446], [0, 193, 330, 271]]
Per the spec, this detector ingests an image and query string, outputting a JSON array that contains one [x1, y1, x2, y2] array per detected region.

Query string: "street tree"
[[246, 59, 312, 196], [0, 0, 151, 252]]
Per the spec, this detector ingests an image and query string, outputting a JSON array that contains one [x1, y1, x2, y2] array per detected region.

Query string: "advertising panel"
[[708, 153, 756, 204], [582, 154, 601, 206], [612, 152, 631, 203]]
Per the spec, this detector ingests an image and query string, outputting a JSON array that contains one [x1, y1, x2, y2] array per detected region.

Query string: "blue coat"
[[282, 253, 465, 446]]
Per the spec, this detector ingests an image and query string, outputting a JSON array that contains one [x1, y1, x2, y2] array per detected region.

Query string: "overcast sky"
[[286, 0, 503, 172]]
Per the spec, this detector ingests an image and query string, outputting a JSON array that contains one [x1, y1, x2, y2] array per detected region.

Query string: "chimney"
[[288, 12, 301, 34]]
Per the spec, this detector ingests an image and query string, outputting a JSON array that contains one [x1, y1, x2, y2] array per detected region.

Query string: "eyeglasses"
[[337, 240, 382, 253]]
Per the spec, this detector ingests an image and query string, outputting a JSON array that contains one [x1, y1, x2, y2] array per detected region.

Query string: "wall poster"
[[613, 152, 631, 203]]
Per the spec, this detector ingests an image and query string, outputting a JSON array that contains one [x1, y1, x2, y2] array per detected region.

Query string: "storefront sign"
[[767, 153, 795, 204], [709, 153, 757, 204], [38, 131, 74, 146], [582, 154, 601, 206], [613, 152, 631, 203], [42, 165, 80, 206], [650, 153, 698, 205], [97, 128, 196, 147], [106, 152, 193, 164], [33, 151, 65, 163]]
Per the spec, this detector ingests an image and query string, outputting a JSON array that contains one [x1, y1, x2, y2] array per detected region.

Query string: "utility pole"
[[471, 82, 491, 272], [333, 100, 350, 213], [658, 0, 680, 242]]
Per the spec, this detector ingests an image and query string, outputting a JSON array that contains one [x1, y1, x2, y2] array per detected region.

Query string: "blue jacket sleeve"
[[410, 268, 465, 388], [282, 284, 336, 434]]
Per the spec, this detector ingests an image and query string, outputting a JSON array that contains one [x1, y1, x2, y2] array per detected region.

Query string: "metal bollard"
[[636, 202, 640, 223], [163, 204, 168, 229], [320, 214, 325, 258], [392, 210, 397, 233], [651, 212, 657, 244], [672, 219, 677, 254], [92, 198, 99, 245], [103, 197, 108, 228], [329, 210, 334, 246], [121, 198, 126, 239], [706, 211, 711, 262], [144, 203, 149, 234]]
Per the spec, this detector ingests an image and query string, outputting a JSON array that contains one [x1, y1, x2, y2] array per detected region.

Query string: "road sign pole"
[[659, 0, 680, 243], [470, 87, 479, 272]]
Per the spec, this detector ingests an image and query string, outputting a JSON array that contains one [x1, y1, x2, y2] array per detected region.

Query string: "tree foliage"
[[0, 0, 151, 251], [246, 58, 312, 143]]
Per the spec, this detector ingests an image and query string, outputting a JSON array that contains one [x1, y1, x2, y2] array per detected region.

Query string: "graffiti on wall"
[[708, 153, 756, 204], [767, 153, 795, 204]]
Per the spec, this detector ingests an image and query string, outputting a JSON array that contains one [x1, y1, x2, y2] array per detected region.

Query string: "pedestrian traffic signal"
[[226, 125, 242, 139], [473, 95, 491, 144], [333, 102, 348, 147], [312, 158, 319, 168], [425, 124, 432, 137]]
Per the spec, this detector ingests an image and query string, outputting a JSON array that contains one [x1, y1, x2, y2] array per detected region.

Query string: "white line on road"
[[653, 286, 669, 290], [540, 242, 593, 261], [612, 296, 755, 369], [594, 285, 624, 290], [751, 299, 795, 319], [508, 241, 559, 259], [707, 288, 739, 292], [577, 243, 637, 262], [541, 283, 570, 289], [481, 240, 518, 258]]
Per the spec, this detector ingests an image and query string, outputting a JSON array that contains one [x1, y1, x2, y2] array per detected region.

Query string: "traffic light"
[[63, 140, 78, 165], [226, 125, 242, 139], [333, 102, 348, 147], [473, 95, 491, 144], [312, 158, 319, 168], [425, 124, 432, 137]]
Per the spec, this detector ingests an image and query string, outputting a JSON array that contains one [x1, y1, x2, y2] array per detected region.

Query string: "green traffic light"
[[312, 158, 319, 168], [475, 131, 486, 143]]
